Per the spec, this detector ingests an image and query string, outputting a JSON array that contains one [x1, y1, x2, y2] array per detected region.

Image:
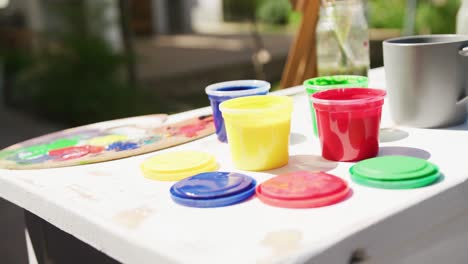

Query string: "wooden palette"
[[0, 114, 215, 170]]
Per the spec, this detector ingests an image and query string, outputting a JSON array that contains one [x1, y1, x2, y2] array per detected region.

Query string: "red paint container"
[[311, 88, 386, 161]]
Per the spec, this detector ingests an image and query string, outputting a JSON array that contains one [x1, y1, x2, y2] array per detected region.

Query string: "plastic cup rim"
[[383, 34, 468, 47], [205, 80, 271, 97], [219, 95, 293, 115], [311, 88, 386, 106], [304, 75, 368, 92]]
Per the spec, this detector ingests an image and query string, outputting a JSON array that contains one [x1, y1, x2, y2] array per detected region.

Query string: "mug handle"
[[459, 43, 468, 56], [458, 42, 468, 104], [457, 94, 468, 105]]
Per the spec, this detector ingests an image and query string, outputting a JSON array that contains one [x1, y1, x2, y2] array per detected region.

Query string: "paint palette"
[[0, 114, 216, 170]]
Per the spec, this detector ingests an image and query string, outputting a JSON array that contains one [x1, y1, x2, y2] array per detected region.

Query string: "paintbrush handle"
[[321, 2, 355, 67]]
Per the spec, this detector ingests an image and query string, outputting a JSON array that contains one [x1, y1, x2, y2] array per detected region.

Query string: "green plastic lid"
[[351, 156, 438, 181], [350, 172, 440, 189], [350, 156, 440, 189]]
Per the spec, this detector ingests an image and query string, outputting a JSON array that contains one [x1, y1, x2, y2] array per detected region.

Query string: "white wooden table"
[[2, 68, 468, 264]]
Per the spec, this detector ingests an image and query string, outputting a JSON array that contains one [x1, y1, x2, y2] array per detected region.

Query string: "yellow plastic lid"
[[141, 151, 218, 181]]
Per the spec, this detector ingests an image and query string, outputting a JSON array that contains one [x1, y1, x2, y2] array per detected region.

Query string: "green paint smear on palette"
[[142, 135, 162, 145], [48, 138, 80, 149], [16, 138, 80, 161], [18, 144, 50, 160], [0, 150, 17, 159]]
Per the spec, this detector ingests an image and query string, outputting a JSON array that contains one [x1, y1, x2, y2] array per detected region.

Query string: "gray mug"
[[383, 34, 468, 128]]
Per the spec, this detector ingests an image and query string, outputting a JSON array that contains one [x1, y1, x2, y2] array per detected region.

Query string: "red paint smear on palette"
[[256, 171, 350, 208], [49, 145, 104, 161], [168, 115, 214, 138]]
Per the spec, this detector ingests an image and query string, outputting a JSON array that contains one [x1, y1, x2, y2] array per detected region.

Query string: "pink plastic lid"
[[256, 171, 350, 208]]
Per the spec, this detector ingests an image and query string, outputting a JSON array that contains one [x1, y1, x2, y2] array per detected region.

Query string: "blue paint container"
[[205, 80, 270, 142]]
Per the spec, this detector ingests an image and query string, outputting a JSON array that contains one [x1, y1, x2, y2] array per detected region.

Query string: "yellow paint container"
[[220, 95, 293, 171]]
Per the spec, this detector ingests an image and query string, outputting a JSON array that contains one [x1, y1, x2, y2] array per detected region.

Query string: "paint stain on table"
[[112, 206, 155, 229], [19, 178, 43, 188], [257, 229, 303, 264], [67, 185, 98, 201], [87, 170, 111, 177]]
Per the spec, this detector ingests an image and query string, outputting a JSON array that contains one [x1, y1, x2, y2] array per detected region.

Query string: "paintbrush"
[[319, 0, 355, 67]]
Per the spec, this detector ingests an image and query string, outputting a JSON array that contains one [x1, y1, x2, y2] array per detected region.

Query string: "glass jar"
[[316, 0, 370, 77], [457, 0, 468, 35]]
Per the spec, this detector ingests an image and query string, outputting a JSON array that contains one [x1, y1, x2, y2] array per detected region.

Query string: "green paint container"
[[303, 75, 368, 136]]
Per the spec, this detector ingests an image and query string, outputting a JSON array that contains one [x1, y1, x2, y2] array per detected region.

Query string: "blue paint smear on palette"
[[107, 141, 139, 151]]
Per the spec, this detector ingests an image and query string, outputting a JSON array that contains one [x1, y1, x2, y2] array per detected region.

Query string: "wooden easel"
[[280, 0, 321, 89]]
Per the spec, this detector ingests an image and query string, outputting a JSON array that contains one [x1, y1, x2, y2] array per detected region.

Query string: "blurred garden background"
[[0, 0, 463, 128], [0, 2, 463, 262]]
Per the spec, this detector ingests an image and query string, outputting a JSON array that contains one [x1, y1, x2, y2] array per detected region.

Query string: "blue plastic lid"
[[170, 172, 256, 208]]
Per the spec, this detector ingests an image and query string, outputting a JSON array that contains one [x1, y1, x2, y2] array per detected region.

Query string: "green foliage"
[[256, 0, 292, 25], [223, 0, 259, 21], [11, 2, 156, 126], [416, 0, 460, 34], [368, 0, 461, 34], [288, 10, 302, 27], [17, 37, 138, 126], [223, 0, 295, 25], [368, 0, 406, 29]]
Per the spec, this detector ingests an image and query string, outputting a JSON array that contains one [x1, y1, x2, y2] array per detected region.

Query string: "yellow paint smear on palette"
[[87, 135, 128, 146], [141, 151, 218, 181]]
